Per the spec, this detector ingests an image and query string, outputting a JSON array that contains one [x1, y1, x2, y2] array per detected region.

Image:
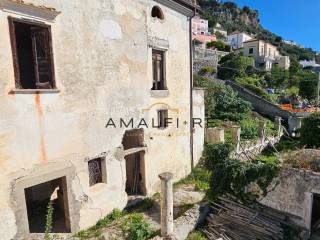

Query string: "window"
[[88, 158, 106, 186], [151, 6, 164, 20], [249, 47, 254, 54], [8, 17, 55, 89], [157, 109, 168, 129], [152, 49, 166, 90]]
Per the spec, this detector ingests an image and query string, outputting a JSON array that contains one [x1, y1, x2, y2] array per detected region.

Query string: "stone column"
[[159, 172, 174, 237], [274, 116, 282, 137], [258, 121, 266, 144], [205, 128, 225, 143], [229, 126, 241, 153]]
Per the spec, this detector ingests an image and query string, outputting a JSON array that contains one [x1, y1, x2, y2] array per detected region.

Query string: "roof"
[[243, 39, 261, 44], [173, 0, 201, 11], [228, 31, 252, 36]]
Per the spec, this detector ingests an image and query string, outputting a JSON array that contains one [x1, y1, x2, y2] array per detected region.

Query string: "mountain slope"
[[198, 0, 319, 62]]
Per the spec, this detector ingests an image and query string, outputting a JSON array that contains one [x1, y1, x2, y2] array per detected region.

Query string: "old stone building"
[[0, 0, 204, 239]]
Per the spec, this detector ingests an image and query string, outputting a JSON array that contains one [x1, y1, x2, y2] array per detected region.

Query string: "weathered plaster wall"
[[259, 168, 320, 231], [192, 88, 205, 165], [0, 0, 198, 239]]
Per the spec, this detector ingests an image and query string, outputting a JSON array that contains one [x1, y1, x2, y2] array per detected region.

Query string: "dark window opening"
[[24, 177, 71, 233], [151, 6, 164, 20], [249, 47, 254, 54], [311, 193, 320, 233], [8, 17, 55, 89], [88, 158, 106, 186], [158, 109, 168, 129], [122, 129, 146, 196], [152, 49, 166, 90]]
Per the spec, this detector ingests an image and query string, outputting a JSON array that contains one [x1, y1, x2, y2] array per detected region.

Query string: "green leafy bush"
[[204, 143, 280, 200], [300, 113, 320, 148], [239, 117, 259, 140], [122, 213, 155, 240], [187, 231, 207, 240], [200, 66, 216, 75]]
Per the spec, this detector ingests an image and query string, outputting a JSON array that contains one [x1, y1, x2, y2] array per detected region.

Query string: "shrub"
[[300, 113, 320, 148], [200, 66, 216, 75], [240, 117, 259, 140], [204, 143, 280, 200], [122, 213, 155, 240], [187, 231, 207, 240]]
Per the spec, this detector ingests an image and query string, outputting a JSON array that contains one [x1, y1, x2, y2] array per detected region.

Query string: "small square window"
[[88, 158, 106, 186], [157, 109, 168, 129], [249, 48, 254, 54]]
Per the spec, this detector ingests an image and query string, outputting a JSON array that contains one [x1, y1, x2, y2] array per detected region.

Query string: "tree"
[[218, 53, 254, 80], [298, 70, 318, 100], [215, 31, 226, 41], [288, 58, 302, 86], [300, 113, 320, 148], [264, 65, 289, 88], [242, 6, 251, 14]]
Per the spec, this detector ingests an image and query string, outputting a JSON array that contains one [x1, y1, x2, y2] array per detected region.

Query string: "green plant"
[[44, 201, 54, 240], [240, 117, 259, 140], [204, 143, 280, 200], [121, 213, 155, 240], [74, 208, 123, 239], [187, 230, 207, 240], [217, 53, 254, 80], [200, 66, 216, 75], [298, 70, 318, 100], [300, 112, 320, 148], [174, 160, 211, 192]]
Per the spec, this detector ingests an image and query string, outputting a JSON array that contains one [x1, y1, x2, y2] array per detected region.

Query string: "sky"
[[225, 0, 320, 52]]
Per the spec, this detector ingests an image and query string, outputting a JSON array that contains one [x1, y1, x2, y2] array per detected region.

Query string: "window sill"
[[150, 89, 169, 98], [9, 89, 60, 94]]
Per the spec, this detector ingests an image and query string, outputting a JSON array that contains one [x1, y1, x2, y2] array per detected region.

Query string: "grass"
[[74, 209, 123, 239], [174, 161, 211, 192], [74, 209, 158, 240], [187, 230, 208, 240]]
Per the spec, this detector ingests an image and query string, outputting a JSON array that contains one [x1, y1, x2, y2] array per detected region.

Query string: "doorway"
[[311, 193, 320, 239], [24, 177, 71, 233], [122, 129, 146, 196]]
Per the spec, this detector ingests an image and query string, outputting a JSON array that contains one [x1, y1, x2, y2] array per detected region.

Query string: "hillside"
[[198, 0, 320, 63]]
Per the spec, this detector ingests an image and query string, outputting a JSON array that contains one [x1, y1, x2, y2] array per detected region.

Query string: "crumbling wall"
[[259, 168, 320, 230], [0, 0, 194, 239]]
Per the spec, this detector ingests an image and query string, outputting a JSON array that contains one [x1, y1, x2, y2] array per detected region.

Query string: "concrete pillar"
[[229, 126, 241, 153], [288, 116, 303, 136], [205, 128, 225, 143], [159, 172, 174, 237], [258, 121, 267, 144], [274, 116, 282, 137]]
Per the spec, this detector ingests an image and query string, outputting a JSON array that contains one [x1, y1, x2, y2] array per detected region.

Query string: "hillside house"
[[242, 39, 290, 70], [0, 0, 204, 239], [192, 14, 216, 48], [227, 31, 253, 49]]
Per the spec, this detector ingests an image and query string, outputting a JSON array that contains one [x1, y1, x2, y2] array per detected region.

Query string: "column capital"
[[159, 172, 173, 181]]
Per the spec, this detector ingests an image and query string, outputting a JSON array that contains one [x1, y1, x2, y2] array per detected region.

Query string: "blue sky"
[[226, 0, 320, 51]]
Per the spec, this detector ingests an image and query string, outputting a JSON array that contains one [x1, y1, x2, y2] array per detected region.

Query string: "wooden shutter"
[[8, 17, 21, 88], [31, 27, 54, 89]]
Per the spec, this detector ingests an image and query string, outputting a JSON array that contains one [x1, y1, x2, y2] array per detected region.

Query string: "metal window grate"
[[88, 158, 103, 186]]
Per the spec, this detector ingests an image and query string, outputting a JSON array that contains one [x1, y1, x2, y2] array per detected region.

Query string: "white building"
[[227, 31, 253, 49], [242, 39, 290, 70], [192, 15, 209, 35]]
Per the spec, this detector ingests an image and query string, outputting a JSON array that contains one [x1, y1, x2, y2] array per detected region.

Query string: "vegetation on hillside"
[[216, 52, 319, 104], [194, 75, 276, 140], [198, 0, 319, 62]]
